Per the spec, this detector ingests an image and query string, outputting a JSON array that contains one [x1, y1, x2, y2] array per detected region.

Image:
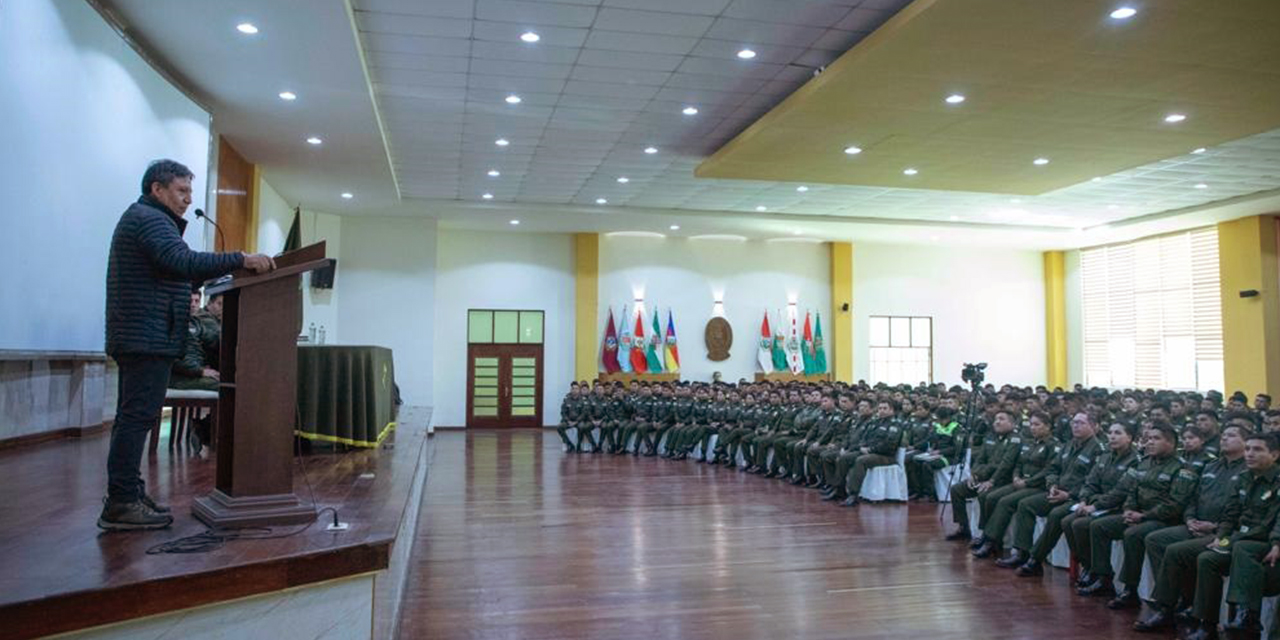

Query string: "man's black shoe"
[[1076, 576, 1115, 597], [1107, 588, 1139, 610], [1132, 608, 1176, 632], [944, 529, 972, 542], [1182, 622, 1216, 640], [1075, 569, 1094, 588], [971, 540, 999, 559], [995, 549, 1028, 568], [97, 500, 173, 531], [1015, 560, 1043, 577], [969, 535, 988, 550], [1223, 607, 1263, 636], [842, 495, 860, 507]]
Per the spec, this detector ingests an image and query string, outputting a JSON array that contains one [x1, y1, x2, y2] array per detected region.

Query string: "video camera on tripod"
[[961, 362, 987, 386]]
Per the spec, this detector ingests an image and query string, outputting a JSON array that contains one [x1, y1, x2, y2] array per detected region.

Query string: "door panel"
[[466, 345, 542, 427]]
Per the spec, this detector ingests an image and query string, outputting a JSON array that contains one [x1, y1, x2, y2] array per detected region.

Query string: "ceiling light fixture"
[[1110, 7, 1137, 19], [737, 49, 757, 60], [1033, 157, 1050, 165], [278, 91, 296, 101], [756, 205, 768, 212], [1164, 113, 1186, 123], [945, 94, 966, 104], [520, 31, 540, 43], [596, 198, 608, 205], [1194, 183, 1208, 189], [796, 185, 809, 192], [644, 146, 658, 154], [495, 138, 509, 146], [617, 176, 630, 183], [236, 23, 259, 35], [949, 215, 959, 221], [903, 168, 918, 176], [844, 146, 862, 155], [482, 193, 494, 200], [1192, 147, 1207, 154], [1091, 177, 1103, 182], [792, 230, 802, 235], [682, 106, 699, 115], [510, 219, 520, 225], [306, 136, 322, 145], [505, 95, 522, 104], [669, 225, 681, 230], [487, 169, 500, 177], [341, 192, 353, 199]]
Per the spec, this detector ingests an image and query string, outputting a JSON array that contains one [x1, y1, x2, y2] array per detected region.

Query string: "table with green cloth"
[[296, 345, 397, 447]]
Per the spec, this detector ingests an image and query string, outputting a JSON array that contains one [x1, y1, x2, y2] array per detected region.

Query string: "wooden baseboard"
[[0, 421, 110, 451]]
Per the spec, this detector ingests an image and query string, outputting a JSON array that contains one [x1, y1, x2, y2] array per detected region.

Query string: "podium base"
[[192, 489, 316, 528]]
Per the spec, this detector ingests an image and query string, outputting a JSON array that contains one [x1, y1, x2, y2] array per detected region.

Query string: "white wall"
[[338, 216, 437, 407], [1064, 249, 1085, 386], [433, 230, 575, 427], [257, 177, 341, 341], [852, 243, 1046, 387], [599, 236, 832, 383], [0, 0, 210, 352]]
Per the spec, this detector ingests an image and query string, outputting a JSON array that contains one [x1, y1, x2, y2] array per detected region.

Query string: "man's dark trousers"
[[107, 356, 172, 502]]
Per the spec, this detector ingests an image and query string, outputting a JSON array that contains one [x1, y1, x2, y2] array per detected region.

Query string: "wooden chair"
[[152, 390, 219, 453]]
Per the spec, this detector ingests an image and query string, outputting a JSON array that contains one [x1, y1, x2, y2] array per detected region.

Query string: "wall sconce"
[[712, 299, 725, 318]]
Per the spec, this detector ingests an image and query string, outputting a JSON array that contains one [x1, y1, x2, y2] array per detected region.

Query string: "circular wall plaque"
[[704, 316, 733, 362]]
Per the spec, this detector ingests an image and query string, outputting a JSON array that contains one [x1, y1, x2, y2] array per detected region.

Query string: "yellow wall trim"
[[830, 242, 854, 383], [246, 164, 261, 253], [1218, 215, 1280, 398], [1043, 251, 1068, 389], [573, 233, 600, 381]]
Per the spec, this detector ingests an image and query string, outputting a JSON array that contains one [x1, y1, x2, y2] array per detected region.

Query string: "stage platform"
[[0, 406, 433, 640]]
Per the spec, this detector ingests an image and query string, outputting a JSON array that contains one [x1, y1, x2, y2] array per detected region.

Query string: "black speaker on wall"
[[311, 259, 337, 289]]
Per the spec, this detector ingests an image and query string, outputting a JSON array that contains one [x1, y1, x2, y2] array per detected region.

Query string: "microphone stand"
[[194, 209, 226, 251]]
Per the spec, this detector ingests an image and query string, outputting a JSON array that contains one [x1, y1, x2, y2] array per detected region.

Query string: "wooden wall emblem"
[[704, 317, 732, 362]]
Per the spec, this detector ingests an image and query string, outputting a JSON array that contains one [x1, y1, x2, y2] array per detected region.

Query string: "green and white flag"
[[814, 312, 828, 373]]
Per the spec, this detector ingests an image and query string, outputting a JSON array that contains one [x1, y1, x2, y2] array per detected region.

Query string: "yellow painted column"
[[1218, 216, 1280, 397], [1043, 251, 1068, 389], [830, 242, 854, 383], [574, 233, 600, 382]]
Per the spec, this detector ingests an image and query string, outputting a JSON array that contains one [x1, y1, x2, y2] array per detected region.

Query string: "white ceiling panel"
[[584, 30, 701, 56], [354, 0, 476, 18], [475, 0, 600, 27], [601, 0, 732, 16], [355, 12, 472, 38], [593, 8, 716, 37]]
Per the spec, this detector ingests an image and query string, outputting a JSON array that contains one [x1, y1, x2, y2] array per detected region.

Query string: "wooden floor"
[[399, 430, 1152, 640]]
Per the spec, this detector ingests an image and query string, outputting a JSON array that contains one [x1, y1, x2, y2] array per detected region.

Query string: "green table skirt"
[[297, 345, 396, 447]]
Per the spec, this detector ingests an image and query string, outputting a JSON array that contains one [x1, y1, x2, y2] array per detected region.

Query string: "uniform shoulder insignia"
[[1177, 469, 1197, 480], [1010, 437, 1022, 444]]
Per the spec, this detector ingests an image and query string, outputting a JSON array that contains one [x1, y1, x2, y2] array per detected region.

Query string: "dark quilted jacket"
[[105, 196, 243, 358]]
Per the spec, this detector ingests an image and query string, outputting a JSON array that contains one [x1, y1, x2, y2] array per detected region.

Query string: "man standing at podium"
[[101, 159, 276, 531]]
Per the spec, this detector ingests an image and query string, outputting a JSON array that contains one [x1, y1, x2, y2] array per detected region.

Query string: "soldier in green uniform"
[[974, 412, 1060, 559], [617, 385, 652, 456], [770, 390, 820, 478], [556, 383, 585, 451], [1192, 411, 1223, 459], [1078, 423, 1193, 601], [642, 385, 675, 456], [1217, 433, 1280, 637], [601, 385, 632, 454], [999, 411, 1103, 570], [944, 410, 1021, 542], [796, 394, 843, 485], [742, 392, 784, 473], [751, 390, 802, 475], [905, 407, 964, 501], [708, 390, 744, 465], [662, 386, 696, 459], [1132, 424, 1250, 628], [581, 384, 608, 453], [169, 289, 221, 391], [821, 399, 875, 500], [841, 399, 907, 507], [806, 395, 855, 490]]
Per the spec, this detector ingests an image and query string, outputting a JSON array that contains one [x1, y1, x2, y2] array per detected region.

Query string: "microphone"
[[193, 208, 226, 250]]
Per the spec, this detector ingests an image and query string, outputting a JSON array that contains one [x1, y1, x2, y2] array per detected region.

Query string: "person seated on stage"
[[556, 382, 584, 452], [904, 406, 964, 502], [1133, 423, 1249, 629], [1056, 423, 1142, 585], [840, 399, 907, 507], [944, 410, 1021, 543], [1077, 422, 1194, 603], [169, 288, 220, 392], [1001, 411, 1104, 574], [973, 412, 1060, 559]]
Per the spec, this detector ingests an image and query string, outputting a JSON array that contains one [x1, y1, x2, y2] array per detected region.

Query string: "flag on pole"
[[771, 309, 788, 372], [630, 309, 649, 373], [602, 308, 621, 374], [757, 310, 773, 373], [787, 308, 803, 374], [801, 311, 815, 375], [646, 307, 664, 373], [664, 310, 680, 373], [618, 304, 633, 373], [814, 312, 828, 374]]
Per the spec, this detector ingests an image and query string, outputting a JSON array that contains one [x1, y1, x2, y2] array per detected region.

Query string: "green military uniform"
[[1087, 452, 1194, 588], [556, 393, 585, 451], [643, 393, 674, 456], [822, 412, 871, 495], [192, 310, 221, 369], [772, 404, 819, 476], [1225, 478, 1280, 618], [169, 315, 220, 391], [754, 404, 800, 473], [662, 394, 696, 458], [716, 402, 753, 466], [905, 419, 963, 500], [1190, 463, 1280, 626], [1010, 435, 1104, 555], [844, 415, 905, 499], [602, 394, 633, 454], [619, 393, 653, 456], [950, 430, 1021, 534], [581, 393, 608, 452], [799, 408, 845, 483], [981, 433, 1060, 544], [1060, 446, 1140, 566], [1182, 445, 1218, 475], [1147, 454, 1246, 610]]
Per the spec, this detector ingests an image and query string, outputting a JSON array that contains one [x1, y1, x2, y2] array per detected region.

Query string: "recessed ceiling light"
[[1192, 147, 1207, 154], [670, 224, 681, 230], [278, 91, 296, 101], [596, 198, 608, 205], [509, 219, 520, 225], [520, 31, 540, 43], [796, 185, 809, 192], [1091, 177, 1103, 182], [487, 169, 500, 177], [617, 176, 630, 184], [682, 106, 699, 116], [756, 205, 767, 212], [903, 168, 919, 176], [1033, 157, 1050, 165], [1110, 7, 1137, 20], [306, 136, 322, 145], [792, 229, 802, 235], [644, 146, 658, 154], [482, 193, 494, 200], [236, 23, 259, 35], [737, 49, 757, 60], [1010, 198, 1023, 204], [929, 235, 940, 242], [945, 94, 966, 104], [341, 192, 353, 199], [505, 95, 522, 104], [1107, 204, 1119, 210], [1164, 113, 1187, 123], [1194, 183, 1208, 189], [495, 138, 509, 147], [949, 215, 959, 221], [844, 146, 862, 155]]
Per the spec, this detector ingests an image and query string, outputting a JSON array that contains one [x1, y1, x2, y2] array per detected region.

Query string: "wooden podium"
[[194, 242, 332, 528]]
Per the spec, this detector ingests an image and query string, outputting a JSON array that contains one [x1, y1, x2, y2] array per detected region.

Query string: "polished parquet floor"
[[399, 430, 1152, 640]]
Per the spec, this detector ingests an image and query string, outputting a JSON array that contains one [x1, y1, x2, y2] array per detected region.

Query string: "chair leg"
[[170, 406, 182, 451]]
